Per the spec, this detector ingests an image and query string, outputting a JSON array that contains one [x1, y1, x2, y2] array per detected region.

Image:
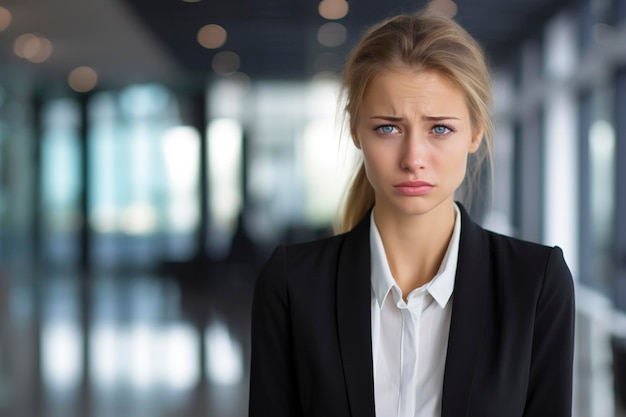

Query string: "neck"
[[373, 201, 456, 295]]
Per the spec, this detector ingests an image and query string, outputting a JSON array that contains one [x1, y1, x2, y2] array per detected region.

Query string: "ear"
[[468, 126, 484, 154]]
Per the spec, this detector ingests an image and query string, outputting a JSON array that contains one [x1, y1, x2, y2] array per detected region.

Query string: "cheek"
[[451, 154, 470, 185], [360, 146, 389, 185], [360, 149, 377, 180], [437, 149, 469, 181]]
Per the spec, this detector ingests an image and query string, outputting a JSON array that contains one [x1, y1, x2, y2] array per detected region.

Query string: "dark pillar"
[[577, 91, 593, 288], [612, 67, 626, 409], [31, 92, 44, 417], [192, 90, 209, 259], [77, 92, 92, 417]]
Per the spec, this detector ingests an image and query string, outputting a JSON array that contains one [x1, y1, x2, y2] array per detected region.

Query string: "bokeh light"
[[68, 66, 99, 93], [13, 34, 54, 63], [318, 0, 349, 20], [197, 24, 227, 49], [427, 0, 458, 18], [212, 51, 240, 75], [317, 22, 347, 47], [0, 6, 12, 32]]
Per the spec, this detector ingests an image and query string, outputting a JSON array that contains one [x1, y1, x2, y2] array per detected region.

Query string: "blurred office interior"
[[1, 0, 626, 415]]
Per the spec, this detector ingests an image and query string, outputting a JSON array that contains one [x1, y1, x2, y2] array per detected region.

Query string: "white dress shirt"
[[370, 204, 461, 417]]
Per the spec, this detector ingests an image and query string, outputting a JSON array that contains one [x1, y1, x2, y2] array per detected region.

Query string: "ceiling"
[[0, 0, 574, 91], [121, 0, 575, 80]]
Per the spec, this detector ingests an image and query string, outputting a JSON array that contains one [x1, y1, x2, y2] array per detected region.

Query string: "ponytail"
[[337, 162, 375, 233]]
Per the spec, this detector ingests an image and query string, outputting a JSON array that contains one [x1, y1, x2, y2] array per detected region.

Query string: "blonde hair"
[[337, 11, 494, 233]]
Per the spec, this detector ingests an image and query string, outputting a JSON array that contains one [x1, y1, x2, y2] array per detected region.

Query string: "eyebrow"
[[369, 115, 461, 121]]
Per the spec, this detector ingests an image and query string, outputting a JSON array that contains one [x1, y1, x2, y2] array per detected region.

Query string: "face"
[[352, 68, 482, 219]]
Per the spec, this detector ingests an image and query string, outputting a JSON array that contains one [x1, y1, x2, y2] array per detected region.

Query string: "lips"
[[393, 180, 434, 196]]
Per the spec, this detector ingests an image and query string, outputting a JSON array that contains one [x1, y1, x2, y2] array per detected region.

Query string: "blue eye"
[[432, 125, 451, 135], [376, 125, 397, 134]]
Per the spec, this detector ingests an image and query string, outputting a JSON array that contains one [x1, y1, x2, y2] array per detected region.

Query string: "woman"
[[249, 11, 575, 417]]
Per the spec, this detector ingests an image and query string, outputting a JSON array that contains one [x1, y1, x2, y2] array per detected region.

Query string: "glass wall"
[[41, 98, 81, 269], [89, 84, 197, 270]]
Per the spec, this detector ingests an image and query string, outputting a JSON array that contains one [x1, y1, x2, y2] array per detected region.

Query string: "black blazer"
[[249, 205, 575, 417]]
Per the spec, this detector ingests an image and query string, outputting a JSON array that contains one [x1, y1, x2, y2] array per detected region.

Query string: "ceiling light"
[[68, 67, 98, 93], [318, 22, 347, 48], [14, 34, 38, 58], [0, 7, 11, 32], [27, 37, 53, 63], [198, 24, 227, 49], [13, 34, 53, 63], [212, 51, 240, 75], [318, 0, 349, 20], [427, 0, 458, 18]]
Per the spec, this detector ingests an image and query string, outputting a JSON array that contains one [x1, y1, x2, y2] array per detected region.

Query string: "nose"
[[400, 133, 427, 172]]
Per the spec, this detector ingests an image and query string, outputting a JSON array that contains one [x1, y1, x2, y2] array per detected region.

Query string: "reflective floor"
[[0, 258, 254, 417], [0, 262, 624, 417]]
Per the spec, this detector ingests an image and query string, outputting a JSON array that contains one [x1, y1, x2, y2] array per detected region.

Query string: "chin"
[[388, 195, 454, 218], [388, 201, 437, 217]]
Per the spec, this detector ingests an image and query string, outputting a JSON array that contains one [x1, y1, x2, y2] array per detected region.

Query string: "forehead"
[[362, 68, 468, 113], [359, 67, 470, 120]]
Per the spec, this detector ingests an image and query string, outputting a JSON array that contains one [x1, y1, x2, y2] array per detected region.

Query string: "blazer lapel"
[[336, 214, 376, 417], [441, 204, 491, 417]]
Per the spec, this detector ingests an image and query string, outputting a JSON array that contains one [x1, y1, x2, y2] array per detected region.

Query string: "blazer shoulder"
[[256, 232, 352, 291], [484, 229, 573, 297], [283, 232, 351, 274], [458, 204, 569, 280], [486, 229, 552, 257], [485, 229, 566, 266]]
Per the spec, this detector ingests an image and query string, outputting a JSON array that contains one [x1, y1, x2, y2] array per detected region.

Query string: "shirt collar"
[[370, 204, 461, 309]]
